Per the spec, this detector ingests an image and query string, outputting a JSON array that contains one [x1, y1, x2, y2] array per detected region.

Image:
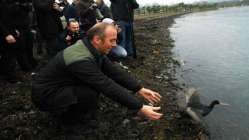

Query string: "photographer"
[[57, 19, 84, 50]]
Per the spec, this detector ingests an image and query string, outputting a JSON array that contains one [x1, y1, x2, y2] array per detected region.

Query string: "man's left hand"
[[138, 88, 161, 104]]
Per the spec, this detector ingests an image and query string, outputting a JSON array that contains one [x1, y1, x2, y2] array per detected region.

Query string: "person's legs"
[[25, 30, 38, 69], [125, 21, 134, 56], [117, 21, 134, 56], [15, 37, 33, 72], [116, 21, 127, 51], [0, 37, 22, 82], [40, 85, 100, 138], [0, 47, 17, 82], [51, 85, 99, 124]]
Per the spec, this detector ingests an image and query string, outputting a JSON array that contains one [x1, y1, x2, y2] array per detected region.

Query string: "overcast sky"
[[67, 0, 230, 6], [103, 0, 213, 6]]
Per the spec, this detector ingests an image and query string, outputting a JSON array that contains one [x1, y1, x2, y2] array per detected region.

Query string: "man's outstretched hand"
[[138, 105, 163, 120], [138, 88, 161, 104]]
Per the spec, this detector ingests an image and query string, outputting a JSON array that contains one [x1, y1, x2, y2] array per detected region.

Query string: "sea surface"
[[170, 6, 249, 140]]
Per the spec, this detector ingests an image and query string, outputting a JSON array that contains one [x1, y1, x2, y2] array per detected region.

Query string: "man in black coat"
[[33, 0, 64, 58], [0, 0, 35, 82], [32, 23, 162, 125]]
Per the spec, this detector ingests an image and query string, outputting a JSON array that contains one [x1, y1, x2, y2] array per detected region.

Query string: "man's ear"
[[92, 35, 102, 44]]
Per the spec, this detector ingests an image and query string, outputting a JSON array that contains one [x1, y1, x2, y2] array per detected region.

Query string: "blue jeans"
[[109, 45, 127, 58], [117, 21, 134, 56]]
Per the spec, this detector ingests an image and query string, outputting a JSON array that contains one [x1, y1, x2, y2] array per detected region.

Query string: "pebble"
[[122, 118, 130, 127]]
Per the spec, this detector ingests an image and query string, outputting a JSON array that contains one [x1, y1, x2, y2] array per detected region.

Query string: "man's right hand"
[[5, 35, 16, 44], [137, 105, 163, 120]]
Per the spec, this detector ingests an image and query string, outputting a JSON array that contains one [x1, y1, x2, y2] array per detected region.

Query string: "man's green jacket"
[[32, 38, 143, 111]]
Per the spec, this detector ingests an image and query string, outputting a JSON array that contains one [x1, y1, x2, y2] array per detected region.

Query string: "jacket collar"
[[82, 37, 104, 65]]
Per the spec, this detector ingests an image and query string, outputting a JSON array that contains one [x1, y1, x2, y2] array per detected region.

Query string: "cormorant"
[[176, 88, 229, 122]]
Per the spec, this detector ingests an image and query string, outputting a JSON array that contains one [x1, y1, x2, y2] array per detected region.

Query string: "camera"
[[67, 30, 84, 44], [69, 31, 81, 39]]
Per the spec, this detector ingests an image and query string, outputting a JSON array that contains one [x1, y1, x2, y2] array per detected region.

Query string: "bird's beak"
[[219, 102, 230, 106]]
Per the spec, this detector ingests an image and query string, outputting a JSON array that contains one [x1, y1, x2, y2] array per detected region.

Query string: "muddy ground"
[[0, 15, 206, 140]]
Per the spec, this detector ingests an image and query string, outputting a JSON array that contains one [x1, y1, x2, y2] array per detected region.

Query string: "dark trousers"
[[44, 37, 60, 59], [16, 31, 35, 72], [0, 47, 17, 78], [0, 29, 36, 79], [26, 30, 38, 69], [34, 85, 99, 123], [64, 85, 99, 115]]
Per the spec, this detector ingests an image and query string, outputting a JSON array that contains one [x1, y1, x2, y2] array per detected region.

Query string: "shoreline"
[[121, 13, 207, 139]]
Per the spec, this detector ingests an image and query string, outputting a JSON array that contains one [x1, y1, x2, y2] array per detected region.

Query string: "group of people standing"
[[0, 0, 139, 83]]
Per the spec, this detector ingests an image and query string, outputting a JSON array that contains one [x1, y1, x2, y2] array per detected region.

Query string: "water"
[[170, 6, 249, 140]]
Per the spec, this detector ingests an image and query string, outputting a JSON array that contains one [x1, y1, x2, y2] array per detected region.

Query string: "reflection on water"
[[170, 6, 249, 140]]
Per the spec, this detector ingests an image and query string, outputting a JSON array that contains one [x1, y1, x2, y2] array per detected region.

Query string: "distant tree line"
[[239, 0, 249, 5], [135, 1, 249, 15], [217, 0, 249, 7]]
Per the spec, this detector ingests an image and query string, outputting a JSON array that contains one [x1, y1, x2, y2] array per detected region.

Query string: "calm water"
[[170, 6, 249, 140]]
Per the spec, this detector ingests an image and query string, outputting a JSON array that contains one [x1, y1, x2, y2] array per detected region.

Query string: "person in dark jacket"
[[96, 0, 112, 18], [62, 0, 79, 22], [33, 0, 64, 58], [110, 0, 139, 57], [0, 0, 35, 82], [32, 23, 162, 125], [74, 0, 98, 32], [57, 19, 85, 51]]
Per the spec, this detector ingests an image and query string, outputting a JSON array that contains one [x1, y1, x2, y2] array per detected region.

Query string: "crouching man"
[[31, 23, 162, 126]]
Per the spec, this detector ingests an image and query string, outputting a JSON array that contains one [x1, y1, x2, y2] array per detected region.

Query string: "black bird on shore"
[[176, 88, 229, 123]]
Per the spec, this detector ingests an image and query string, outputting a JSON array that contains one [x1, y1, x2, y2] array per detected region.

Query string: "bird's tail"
[[186, 107, 202, 123]]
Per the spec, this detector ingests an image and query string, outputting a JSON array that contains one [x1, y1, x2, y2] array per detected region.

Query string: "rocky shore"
[[0, 14, 206, 140]]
